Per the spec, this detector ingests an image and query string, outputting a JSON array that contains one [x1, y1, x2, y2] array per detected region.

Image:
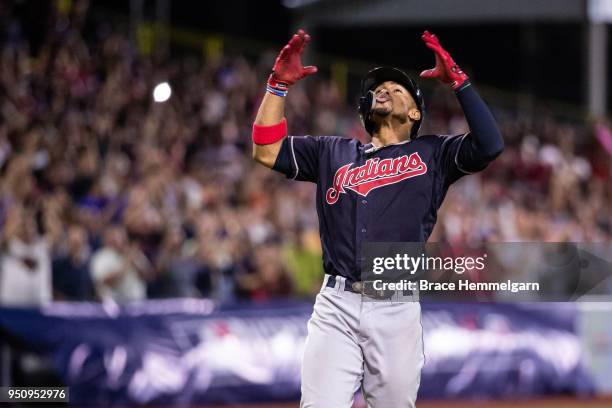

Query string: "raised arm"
[[420, 31, 504, 171], [252, 29, 317, 168]]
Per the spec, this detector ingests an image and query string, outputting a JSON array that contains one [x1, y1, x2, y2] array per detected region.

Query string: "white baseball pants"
[[300, 274, 425, 408]]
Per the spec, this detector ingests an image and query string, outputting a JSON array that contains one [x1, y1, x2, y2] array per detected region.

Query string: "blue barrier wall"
[[0, 300, 595, 406]]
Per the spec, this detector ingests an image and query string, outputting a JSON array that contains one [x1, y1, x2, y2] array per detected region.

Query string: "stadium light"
[[153, 82, 172, 103]]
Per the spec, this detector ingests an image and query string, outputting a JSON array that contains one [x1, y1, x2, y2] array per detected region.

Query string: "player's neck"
[[371, 124, 411, 147]]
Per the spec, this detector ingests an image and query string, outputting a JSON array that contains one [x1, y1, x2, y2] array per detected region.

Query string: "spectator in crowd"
[[51, 224, 95, 301], [148, 226, 200, 298], [0, 206, 52, 306], [236, 243, 294, 301], [282, 228, 324, 298], [90, 225, 151, 303]]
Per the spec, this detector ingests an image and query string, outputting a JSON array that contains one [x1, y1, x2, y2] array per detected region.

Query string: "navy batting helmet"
[[358, 66, 425, 137]]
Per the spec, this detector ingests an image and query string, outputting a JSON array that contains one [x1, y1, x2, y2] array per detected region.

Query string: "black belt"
[[326, 275, 412, 299]]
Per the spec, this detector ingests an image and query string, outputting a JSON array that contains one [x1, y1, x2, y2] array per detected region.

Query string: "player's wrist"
[[267, 73, 290, 97], [453, 79, 471, 93], [449, 64, 469, 90]]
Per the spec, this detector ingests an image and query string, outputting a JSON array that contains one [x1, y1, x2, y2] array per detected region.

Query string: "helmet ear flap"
[[358, 90, 376, 135]]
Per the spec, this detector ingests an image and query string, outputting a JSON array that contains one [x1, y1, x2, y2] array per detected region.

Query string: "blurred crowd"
[[0, 2, 609, 306]]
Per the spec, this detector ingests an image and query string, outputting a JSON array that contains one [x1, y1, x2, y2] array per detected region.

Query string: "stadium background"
[[0, 0, 611, 407]]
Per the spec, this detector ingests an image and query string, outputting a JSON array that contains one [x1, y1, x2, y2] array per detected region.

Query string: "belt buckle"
[[352, 280, 394, 300]]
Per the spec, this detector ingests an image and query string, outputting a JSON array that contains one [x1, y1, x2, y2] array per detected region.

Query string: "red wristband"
[[252, 118, 287, 145]]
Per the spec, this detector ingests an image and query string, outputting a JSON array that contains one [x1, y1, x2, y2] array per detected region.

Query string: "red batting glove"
[[268, 29, 318, 90], [419, 31, 469, 90]]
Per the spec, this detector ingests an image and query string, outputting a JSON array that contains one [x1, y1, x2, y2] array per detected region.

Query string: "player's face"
[[371, 81, 419, 123]]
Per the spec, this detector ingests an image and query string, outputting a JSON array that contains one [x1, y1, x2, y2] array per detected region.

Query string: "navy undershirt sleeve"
[[271, 136, 321, 182], [272, 137, 292, 176], [454, 82, 505, 172]]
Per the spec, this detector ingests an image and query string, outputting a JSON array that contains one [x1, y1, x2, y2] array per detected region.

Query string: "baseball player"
[[252, 29, 504, 408]]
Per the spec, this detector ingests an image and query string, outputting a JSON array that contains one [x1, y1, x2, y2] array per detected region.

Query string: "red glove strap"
[[252, 118, 287, 145], [267, 74, 290, 90], [450, 65, 468, 90]]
